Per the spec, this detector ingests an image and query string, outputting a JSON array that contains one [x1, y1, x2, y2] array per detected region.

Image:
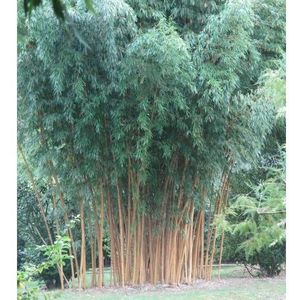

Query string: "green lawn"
[[69, 268, 112, 288], [69, 264, 248, 289], [43, 265, 285, 300]]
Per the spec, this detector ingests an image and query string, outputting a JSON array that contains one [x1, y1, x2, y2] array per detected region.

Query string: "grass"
[[69, 267, 111, 288], [42, 265, 286, 300], [69, 264, 247, 288]]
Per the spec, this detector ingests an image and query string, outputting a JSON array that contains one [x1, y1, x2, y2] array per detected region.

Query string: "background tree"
[[222, 57, 286, 276]]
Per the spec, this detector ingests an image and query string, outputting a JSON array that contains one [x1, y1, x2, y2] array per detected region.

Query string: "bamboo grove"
[[17, 0, 285, 289]]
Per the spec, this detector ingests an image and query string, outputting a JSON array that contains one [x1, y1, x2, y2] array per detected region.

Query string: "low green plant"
[[17, 263, 43, 300], [227, 149, 285, 277], [38, 235, 73, 272], [17, 235, 72, 299]]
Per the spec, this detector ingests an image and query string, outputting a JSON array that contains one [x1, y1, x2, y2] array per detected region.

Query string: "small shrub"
[[17, 263, 44, 300]]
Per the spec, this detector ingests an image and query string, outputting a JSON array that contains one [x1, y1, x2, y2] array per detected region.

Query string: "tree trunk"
[[79, 199, 87, 289]]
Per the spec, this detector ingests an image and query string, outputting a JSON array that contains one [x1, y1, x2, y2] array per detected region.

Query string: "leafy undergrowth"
[[44, 265, 286, 300]]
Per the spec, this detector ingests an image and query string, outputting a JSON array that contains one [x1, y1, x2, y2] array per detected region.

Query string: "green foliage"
[[23, 0, 97, 20], [257, 58, 286, 120], [195, 0, 258, 98], [119, 19, 197, 177], [18, 0, 282, 191], [227, 149, 285, 276], [17, 0, 285, 284], [17, 172, 54, 267], [223, 54, 286, 273], [213, 213, 232, 237], [251, 244, 285, 277], [18, 269, 61, 299], [17, 263, 43, 300], [252, 0, 285, 70], [18, 235, 71, 299], [38, 236, 73, 271]]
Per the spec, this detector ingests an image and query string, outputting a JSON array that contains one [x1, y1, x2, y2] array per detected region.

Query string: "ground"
[[44, 265, 286, 300]]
